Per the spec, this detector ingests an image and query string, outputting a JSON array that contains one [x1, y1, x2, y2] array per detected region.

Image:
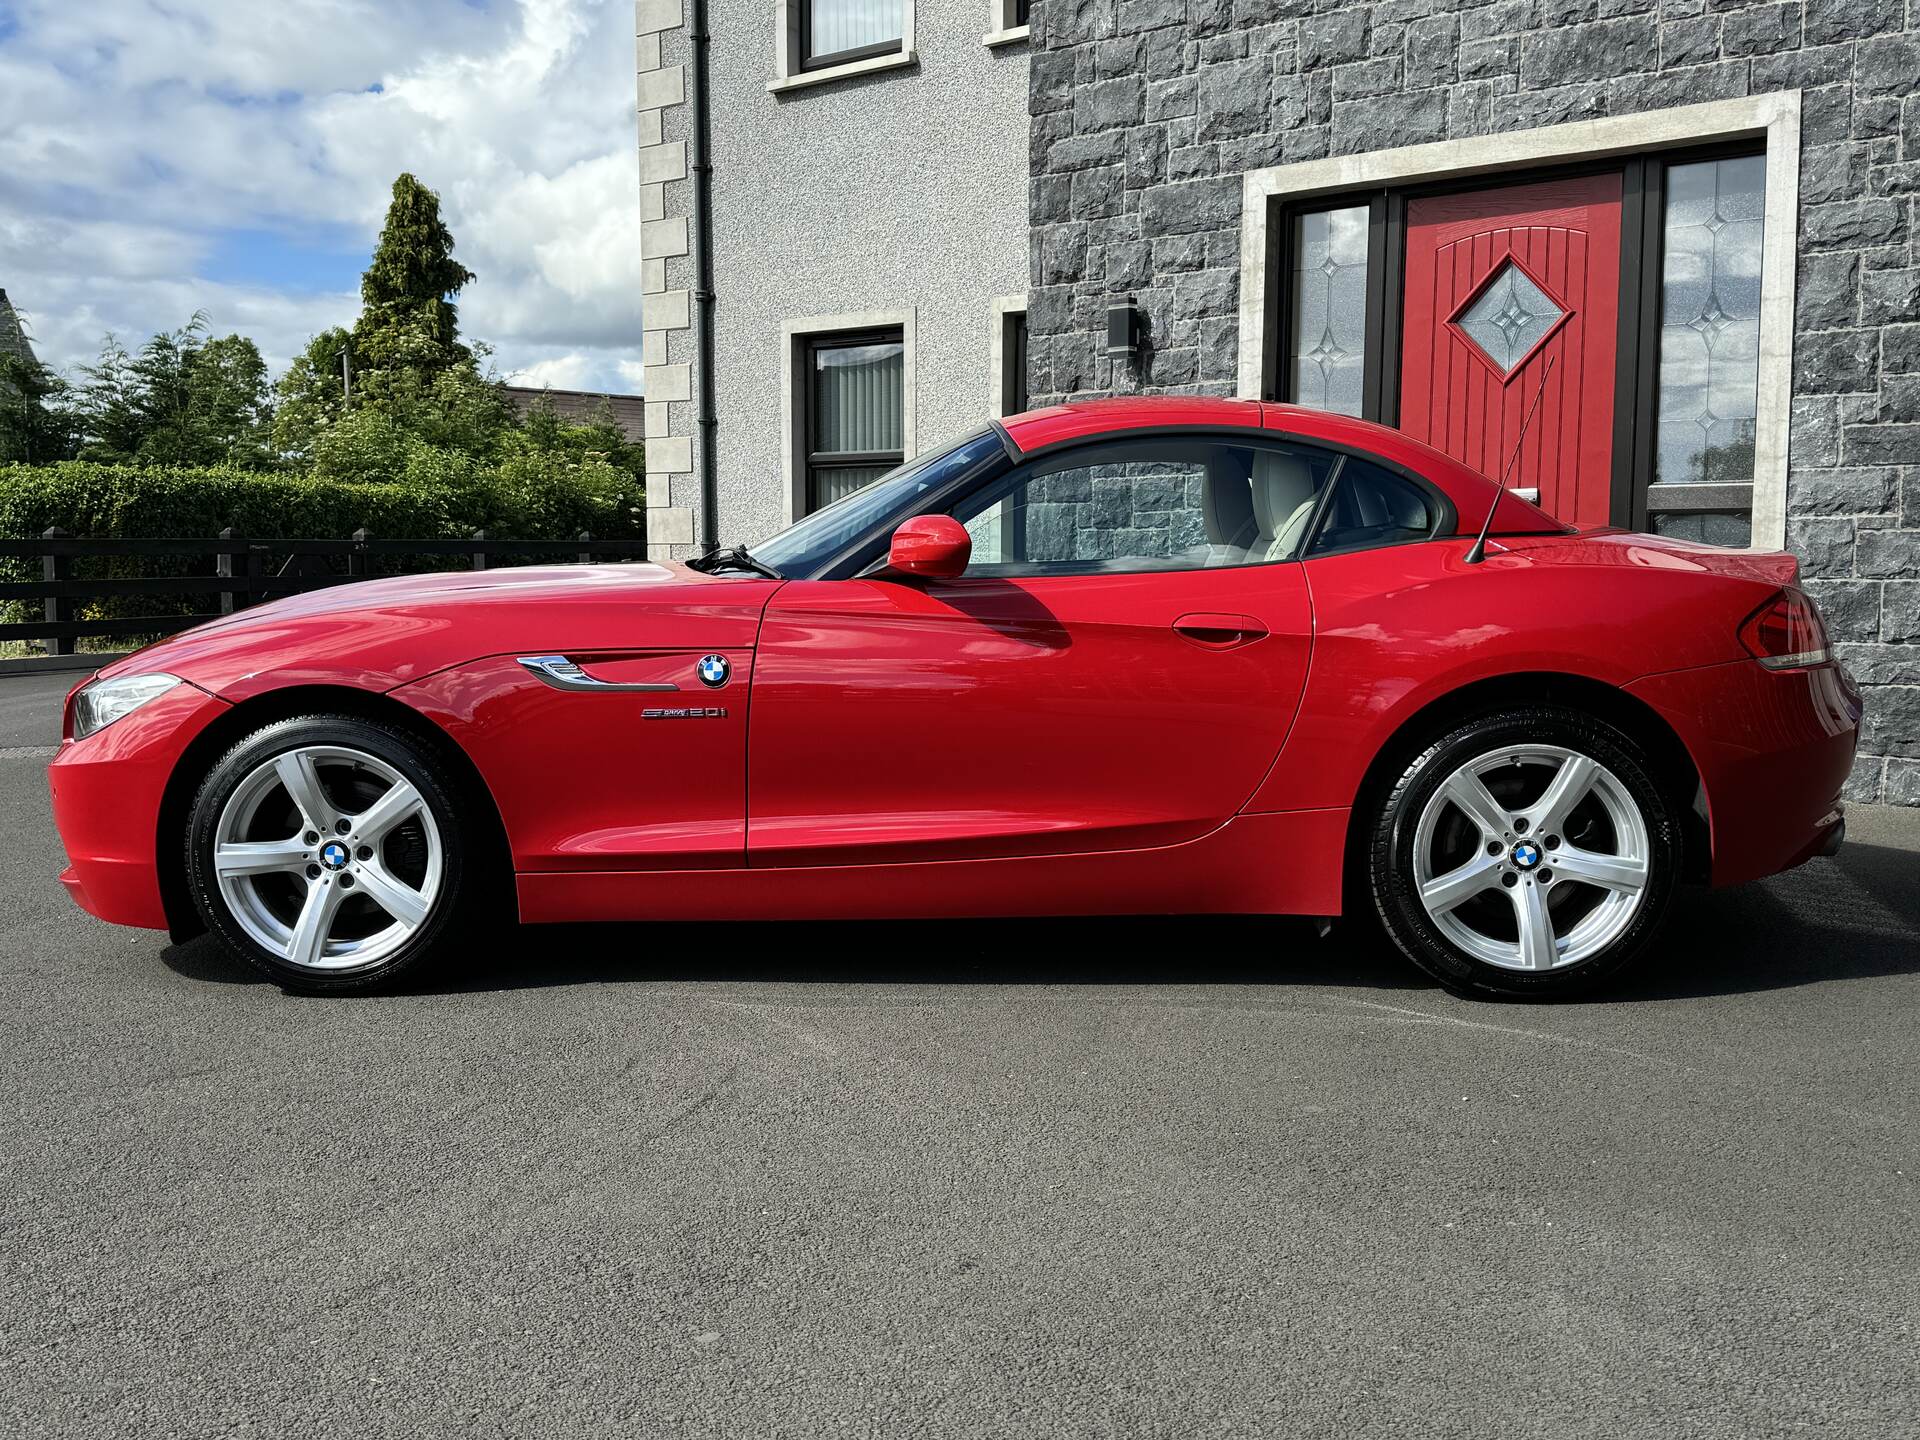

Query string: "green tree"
[[269, 327, 352, 460], [71, 335, 145, 461], [514, 392, 645, 483], [350, 173, 476, 384], [302, 347, 512, 484], [278, 174, 510, 471], [0, 352, 78, 464], [187, 332, 275, 465], [70, 314, 273, 467]]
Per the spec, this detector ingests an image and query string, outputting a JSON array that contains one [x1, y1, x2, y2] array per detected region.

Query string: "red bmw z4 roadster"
[[49, 398, 1860, 999]]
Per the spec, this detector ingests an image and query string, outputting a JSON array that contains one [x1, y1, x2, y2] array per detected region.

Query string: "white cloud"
[[0, 0, 645, 393], [507, 354, 597, 390]]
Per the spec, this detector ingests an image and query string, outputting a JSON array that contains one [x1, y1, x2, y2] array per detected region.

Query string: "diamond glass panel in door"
[[1653, 155, 1765, 543], [1400, 173, 1624, 527], [808, 334, 904, 510], [1289, 206, 1369, 417], [1454, 262, 1566, 375], [804, 0, 903, 66]]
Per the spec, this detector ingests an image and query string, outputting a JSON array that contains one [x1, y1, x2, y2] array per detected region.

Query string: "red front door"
[[1399, 173, 1622, 527]]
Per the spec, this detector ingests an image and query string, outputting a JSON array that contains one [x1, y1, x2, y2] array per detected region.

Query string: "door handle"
[[517, 655, 679, 693], [1172, 613, 1268, 649]]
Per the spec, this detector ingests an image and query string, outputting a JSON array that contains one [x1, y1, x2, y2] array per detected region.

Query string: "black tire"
[[185, 715, 476, 994], [1368, 706, 1681, 1000]]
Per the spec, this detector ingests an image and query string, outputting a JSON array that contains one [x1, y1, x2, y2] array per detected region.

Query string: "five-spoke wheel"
[[1371, 708, 1678, 998], [211, 745, 443, 970], [188, 716, 473, 991], [1412, 744, 1651, 973]]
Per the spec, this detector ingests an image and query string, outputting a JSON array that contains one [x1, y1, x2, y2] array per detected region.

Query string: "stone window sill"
[[983, 24, 1028, 48], [768, 49, 917, 95]]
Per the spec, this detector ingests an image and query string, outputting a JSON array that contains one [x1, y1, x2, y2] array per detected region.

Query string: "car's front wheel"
[[1369, 707, 1681, 999], [186, 715, 475, 993]]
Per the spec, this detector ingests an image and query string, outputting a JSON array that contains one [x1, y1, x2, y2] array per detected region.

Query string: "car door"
[[745, 433, 1336, 868]]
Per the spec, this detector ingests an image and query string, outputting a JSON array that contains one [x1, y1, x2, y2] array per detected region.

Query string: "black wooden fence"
[[0, 528, 652, 668]]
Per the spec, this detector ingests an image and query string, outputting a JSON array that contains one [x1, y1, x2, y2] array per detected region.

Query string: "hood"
[[99, 560, 783, 701]]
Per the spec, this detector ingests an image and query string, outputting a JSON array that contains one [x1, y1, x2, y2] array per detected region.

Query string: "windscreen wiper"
[[698, 545, 782, 579]]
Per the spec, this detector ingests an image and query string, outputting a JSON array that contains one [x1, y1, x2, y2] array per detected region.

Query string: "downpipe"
[[689, 0, 720, 554]]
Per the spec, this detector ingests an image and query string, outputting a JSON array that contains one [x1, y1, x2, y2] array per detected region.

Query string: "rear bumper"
[[1628, 658, 1861, 888], [48, 681, 230, 930]]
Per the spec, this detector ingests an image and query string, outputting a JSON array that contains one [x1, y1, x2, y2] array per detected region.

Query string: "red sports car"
[[49, 398, 1859, 999]]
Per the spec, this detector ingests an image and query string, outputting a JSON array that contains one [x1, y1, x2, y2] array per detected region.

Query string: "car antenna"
[[1464, 355, 1556, 565]]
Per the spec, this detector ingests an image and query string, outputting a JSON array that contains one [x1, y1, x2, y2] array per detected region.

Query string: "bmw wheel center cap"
[[697, 654, 730, 688], [1511, 841, 1542, 870], [319, 841, 351, 871]]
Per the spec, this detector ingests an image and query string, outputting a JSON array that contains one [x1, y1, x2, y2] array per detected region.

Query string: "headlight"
[[69, 673, 184, 742]]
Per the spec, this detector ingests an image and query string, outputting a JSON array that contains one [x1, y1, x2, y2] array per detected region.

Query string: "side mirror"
[[887, 515, 972, 581]]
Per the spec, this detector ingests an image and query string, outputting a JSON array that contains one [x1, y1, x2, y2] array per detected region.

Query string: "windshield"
[[753, 429, 1008, 579]]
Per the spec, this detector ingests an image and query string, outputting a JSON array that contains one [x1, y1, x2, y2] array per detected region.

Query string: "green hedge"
[[0, 459, 648, 645], [0, 459, 645, 542]]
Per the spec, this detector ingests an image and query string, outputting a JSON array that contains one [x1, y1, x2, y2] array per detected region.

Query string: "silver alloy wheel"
[[1411, 743, 1651, 972], [212, 744, 443, 971]]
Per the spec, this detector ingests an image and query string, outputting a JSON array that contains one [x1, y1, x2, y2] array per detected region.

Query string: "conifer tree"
[[349, 173, 476, 381]]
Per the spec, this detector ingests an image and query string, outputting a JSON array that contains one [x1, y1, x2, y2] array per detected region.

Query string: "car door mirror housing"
[[887, 515, 972, 581]]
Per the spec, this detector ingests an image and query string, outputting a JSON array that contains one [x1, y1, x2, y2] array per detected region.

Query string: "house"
[[632, 1, 1919, 804], [0, 288, 36, 375], [633, 0, 1030, 557]]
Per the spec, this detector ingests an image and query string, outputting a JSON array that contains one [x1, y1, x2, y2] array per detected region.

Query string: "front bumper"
[[1628, 658, 1862, 887], [48, 680, 231, 930]]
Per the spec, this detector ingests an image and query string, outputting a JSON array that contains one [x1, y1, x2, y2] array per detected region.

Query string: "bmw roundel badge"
[[697, 654, 730, 688], [319, 841, 350, 871], [1512, 841, 1541, 870]]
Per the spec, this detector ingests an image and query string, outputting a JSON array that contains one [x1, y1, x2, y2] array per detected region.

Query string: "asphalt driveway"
[[2, 670, 1916, 1438]]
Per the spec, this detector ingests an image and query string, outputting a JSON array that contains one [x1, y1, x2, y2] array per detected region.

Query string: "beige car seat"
[[1250, 451, 1322, 561]]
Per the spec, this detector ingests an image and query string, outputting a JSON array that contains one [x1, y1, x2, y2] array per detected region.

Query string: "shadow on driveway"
[[1609, 838, 1920, 1002], [159, 841, 1920, 1002], [161, 912, 1428, 995]]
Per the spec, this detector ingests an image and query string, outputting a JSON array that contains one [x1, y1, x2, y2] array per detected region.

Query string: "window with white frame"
[[805, 328, 906, 511], [986, 0, 1029, 43], [802, 0, 904, 70]]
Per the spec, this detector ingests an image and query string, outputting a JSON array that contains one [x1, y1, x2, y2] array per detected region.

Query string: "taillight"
[[1739, 588, 1831, 670]]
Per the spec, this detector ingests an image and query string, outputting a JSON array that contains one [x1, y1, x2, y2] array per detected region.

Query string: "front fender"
[[394, 650, 753, 875], [92, 564, 779, 703]]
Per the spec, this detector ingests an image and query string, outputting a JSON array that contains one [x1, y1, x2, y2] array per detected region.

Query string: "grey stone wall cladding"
[[1023, 461, 1209, 558], [1025, 0, 1920, 803]]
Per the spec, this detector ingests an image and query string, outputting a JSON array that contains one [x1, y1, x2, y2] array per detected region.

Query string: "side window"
[[1307, 458, 1438, 556], [805, 329, 905, 512], [950, 438, 1338, 577], [802, 0, 905, 70]]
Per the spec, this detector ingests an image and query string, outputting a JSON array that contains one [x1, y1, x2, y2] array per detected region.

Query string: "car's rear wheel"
[[1369, 707, 1680, 999], [186, 715, 474, 993]]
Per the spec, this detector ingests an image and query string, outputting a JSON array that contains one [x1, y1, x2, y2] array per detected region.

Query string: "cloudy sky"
[[0, 0, 646, 393]]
